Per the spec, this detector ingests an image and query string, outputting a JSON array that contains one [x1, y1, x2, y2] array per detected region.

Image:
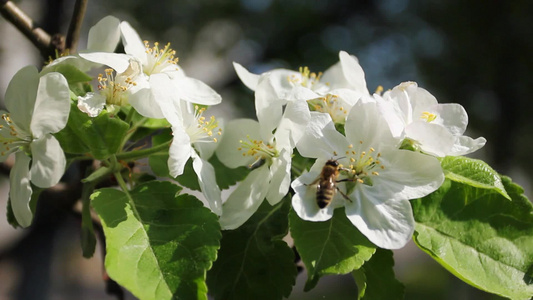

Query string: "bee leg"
[[335, 186, 352, 203], [335, 178, 354, 203], [305, 177, 320, 186]]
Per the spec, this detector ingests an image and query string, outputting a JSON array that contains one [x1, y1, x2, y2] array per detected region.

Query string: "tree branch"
[[0, 1, 53, 58], [65, 0, 88, 53]]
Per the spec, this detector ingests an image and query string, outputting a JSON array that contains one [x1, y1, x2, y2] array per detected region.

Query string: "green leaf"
[[56, 102, 129, 159], [91, 181, 221, 300], [289, 208, 376, 291], [441, 156, 510, 199], [45, 63, 93, 84], [412, 177, 533, 300], [175, 159, 202, 191], [207, 199, 297, 300], [208, 154, 249, 190], [143, 117, 170, 129], [352, 249, 404, 300]]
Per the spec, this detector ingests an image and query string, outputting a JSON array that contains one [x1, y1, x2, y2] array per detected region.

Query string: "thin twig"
[[0, 1, 52, 58], [66, 0, 88, 53]]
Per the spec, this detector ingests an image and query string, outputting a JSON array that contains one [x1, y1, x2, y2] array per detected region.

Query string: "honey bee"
[[309, 159, 352, 208]]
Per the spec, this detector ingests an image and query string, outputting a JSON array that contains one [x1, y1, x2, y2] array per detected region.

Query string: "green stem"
[[119, 115, 148, 152], [114, 168, 130, 193], [113, 165, 143, 221], [115, 139, 172, 161]]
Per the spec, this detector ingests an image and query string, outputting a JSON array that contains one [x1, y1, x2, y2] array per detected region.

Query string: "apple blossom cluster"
[[1, 15, 486, 251], [226, 51, 486, 249]]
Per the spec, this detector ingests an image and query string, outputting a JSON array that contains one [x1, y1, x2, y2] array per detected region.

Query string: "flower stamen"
[[420, 111, 437, 123], [186, 106, 221, 144], [307, 94, 348, 124], [143, 41, 179, 75], [97, 68, 137, 106]]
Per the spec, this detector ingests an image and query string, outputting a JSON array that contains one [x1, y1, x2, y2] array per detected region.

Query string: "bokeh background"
[[0, 0, 531, 299]]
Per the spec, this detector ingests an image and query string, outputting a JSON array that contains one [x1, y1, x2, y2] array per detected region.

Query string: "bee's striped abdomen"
[[316, 181, 335, 208]]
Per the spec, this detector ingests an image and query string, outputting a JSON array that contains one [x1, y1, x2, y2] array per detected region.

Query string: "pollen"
[[340, 143, 385, 186], [143, 41, 179, 75], [420, 111, 437, 123], [307, 94, 349, 124], [238, 135, 278, 166], [0, 113, 31, 155], [97, 69, 137, 107], [185, 106, 221, 144], [288, 66, 323, 88]]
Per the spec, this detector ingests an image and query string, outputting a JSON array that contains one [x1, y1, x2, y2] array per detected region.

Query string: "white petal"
[[330, 88, 363, 107], [192, 153, 222, 216], [255, 77, 284, 141], [405, 84, 438, 116], [319, 60, 344, 90], [266, 69, 302, 100], [168, 125, 193, 177], [219, 165, 270, 229], [129, 86, 165, 119], [29, 135, 66, 188], [120, 21, 148, 65], [42, 55, 95, 73], [194, 139, 218, 160], [78, 52, 133, 73], [405, 121, 455, 157], [87, 15, 121, 52], [286, 86, 321, 101], [275, 100, 310, 149], [265, 149, 291, 205], [338, 51, 369, 94], [216, 119, 261, 168], [233, 62, 260, 91], [345, 192, 414, 249], [172, 76, 222, 105], [77, 92, 106, 117], [375, 148, 444, 200], [145, 73, 182, 120], [345, 100, 399, 149], [376, 95, 406, 138], [5, 66, 39, 133], [382, 82, 417, 124], [433, 103, 468, 136], [296, 112, 348, 159], [30, 72, 71, 137], [291, 159, 342, 221], [449, 135, 487, 156], [10, 152, 33, 227]]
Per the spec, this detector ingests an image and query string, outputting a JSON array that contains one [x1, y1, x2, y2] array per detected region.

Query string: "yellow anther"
[[421, 111, 437, 123]]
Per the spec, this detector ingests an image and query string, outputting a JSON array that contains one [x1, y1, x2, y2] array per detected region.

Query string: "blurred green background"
[[0, 0, 531, 299]]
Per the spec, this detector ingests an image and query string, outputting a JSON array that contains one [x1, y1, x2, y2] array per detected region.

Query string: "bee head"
[[325, 159, 339, 167]]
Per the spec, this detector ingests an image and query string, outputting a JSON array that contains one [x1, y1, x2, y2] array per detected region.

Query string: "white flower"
[[215, 119, 291, 230], [377, 81, 486, 156], [164, 101, 223, 215], [77, 58, 145, 116], [292, 100, 444, 249], [79, 20, 221, 119], [233, 51, 369, 132], [1, 66, 70, 227]]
